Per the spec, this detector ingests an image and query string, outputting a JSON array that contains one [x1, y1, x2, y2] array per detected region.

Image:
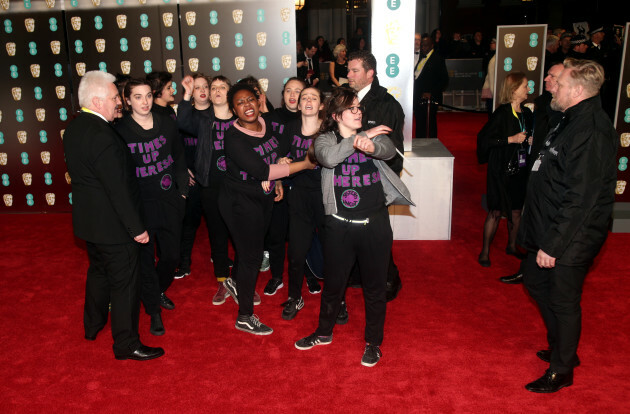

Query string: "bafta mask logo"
[[17, 130, 27, 144], [95, 38, 106, 53], [1, 0, 9, 11], [166, 59, 177, 73], [232, 9, 243, 24], [22, 173, 32, 186], [41, 151, 51, 164], [71, 16, 81, 31], [76, 62, 86, 76], [162, 12, 173, 27], [387, 86, 402, 99], [234, 56, 245, 71], [36, 108, 46, 122], [3, 194, 13, 207], [185, 11, 196, 26], [0, 152, 7, 165], [504, 33, 515, 48], [116, 14, 127, 29], [526, 57, 538, 71], [121, 61, 131, 75], [25, 18, 35, 33], [280, 8, 291, 22], [6, 42, 16, 56], [524, 103, 535, 112], [259, 78, 269, 92], [138, 0, 147, 4], [256, 32, 267, 47], [620, 133, 630, 148], [30, 64, 41, 78], [45, 0, 55, 8], [60, 129, 65, 140], [209, 34, 220, 48], [11, 87, 21, 101], [189, 58, 199, 72], [45, 193, 55, 205], [91, 0, 101, 6], [281, 55, 292, 69], [50, 40, 61, 55], [616, 180, 627, 195], [626, 83, 630, 99], [55, 86, 65, 99], [385, 20, 401, 45], [65, 172, 71, 184], [141, 37, 151, 51]]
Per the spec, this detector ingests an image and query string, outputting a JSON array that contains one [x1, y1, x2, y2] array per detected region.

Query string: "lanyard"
[[81, 107, 108, 122], [511, 106, 525, 132]]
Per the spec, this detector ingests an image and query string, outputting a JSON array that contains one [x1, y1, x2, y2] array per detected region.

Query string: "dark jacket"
[[177, 99, 217, 187], [63, 111, 144, 244], [361, 76, 405, 175], [413, 49, 449, 106], [518, 96, 618, 265]]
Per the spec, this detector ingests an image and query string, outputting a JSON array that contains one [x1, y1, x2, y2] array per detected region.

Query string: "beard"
[[550, 98, 564, 112]]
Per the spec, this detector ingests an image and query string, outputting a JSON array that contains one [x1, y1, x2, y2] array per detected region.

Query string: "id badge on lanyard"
[[512, 107, 527, 168]]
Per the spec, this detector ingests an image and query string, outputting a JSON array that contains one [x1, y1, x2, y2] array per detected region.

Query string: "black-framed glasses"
[[346, 105, 363, 114]]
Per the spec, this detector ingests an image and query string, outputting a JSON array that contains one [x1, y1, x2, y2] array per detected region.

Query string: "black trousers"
[[219, 186, 273, 316], [85, 241, 141, 356], [200, 185, 232, 281], [287, 186, 325, 299], [523, 253, 589, 374], [264, 196, 289, 281], [315, 209, 392, 345], [178, 182, 202, 271], [140, 194, 184, 315]]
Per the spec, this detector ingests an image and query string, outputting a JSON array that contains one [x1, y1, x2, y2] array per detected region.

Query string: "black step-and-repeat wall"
[[614, 23, 630, 202], [1, 0, 296, 212]]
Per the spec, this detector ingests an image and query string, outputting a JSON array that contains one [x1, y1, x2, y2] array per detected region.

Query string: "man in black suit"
[[296, 40, 320, 86], [413, 34, 448, 138], [63, 71, 164, 361]]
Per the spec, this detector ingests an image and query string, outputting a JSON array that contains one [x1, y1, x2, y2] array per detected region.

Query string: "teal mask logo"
[[171, 82, 177, 96], [529, 33, 538, 47], [49, 17, 58, 32], [69, 193, 73, 205], [16, 109, 24, 122], [140, 14, 149, 29], [209, 11, 218, 25], [120, 38, 128, 52], [0, 132, 4, 145], [2, 174, 9, 186], [99, 61, 107, 72], [385, 54, 400, 78], [258, 56, 267, 70], [39, 130, 47, 143], [117, 0, 124, 4], [257, 9, 265, 23], [624, 108, 630, 123], [144, 60, 153, 74], [21, 152, 29, 165], [165, 36, 174, 50], [4, 19, 13, 34], [282, 31, 290, 46], [387, 0, 401, 10], [23, 0, 32, 9], [188, 35, 197, 49], [59, 108, 67, 121], [618, 156, 628, 172], [10, 65, 18, 79], [75, 39, 83, 54], [34, 86, 43, 100], [70, 0, 78, 7], [94, 16, 103, 30], [235, 33, 243, 47], [26, 193, 34, 206], [54, 63, 63, 77], [44, 172, 52, 185], [503, 57, 513, 72], [527, 80, 535, 94], [212, 57, 221, 71], [29, 41, 37, 56]]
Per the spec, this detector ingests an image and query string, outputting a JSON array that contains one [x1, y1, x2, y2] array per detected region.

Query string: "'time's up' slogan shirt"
[[116, 112, 188, 200], [284, 119, 321, 190], [223, 113, 287, 198], [333, 132, 385, 219], [208, 115, 236, 188]]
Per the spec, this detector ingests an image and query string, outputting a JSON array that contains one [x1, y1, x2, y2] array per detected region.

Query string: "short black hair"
[[146, 71, 172, 98], [227, 83, 258, 111]]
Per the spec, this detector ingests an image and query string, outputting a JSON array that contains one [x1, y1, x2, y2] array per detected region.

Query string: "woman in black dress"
[[329, 44, 348, 87], [476, 72, 533, 267]]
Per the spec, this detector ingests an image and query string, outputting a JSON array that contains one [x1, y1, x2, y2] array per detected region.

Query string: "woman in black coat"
[[476, 72, 533, 267]]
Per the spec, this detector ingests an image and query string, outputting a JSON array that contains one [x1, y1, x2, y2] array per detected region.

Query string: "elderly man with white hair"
[[63, 71, 164, 361], [519, 59, 617, 392]]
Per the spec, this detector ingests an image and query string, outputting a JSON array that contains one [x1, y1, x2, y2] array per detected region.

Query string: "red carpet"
[[2, 112, 629, 413]]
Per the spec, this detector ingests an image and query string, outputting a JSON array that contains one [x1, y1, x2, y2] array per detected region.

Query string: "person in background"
[[544, 35, 560, 73], [146, 71, 176, 121], [329, 44, 349, 87], [470, 31, 487, 58], [569, 35, 589, 58], [116, 78, 188, 336], [63, 70, 162, 361], [297, 41, 320, 87], [315, 35, 333, 62], [555, 33, 572, 62], [431, 28, 444, 56], [476, 72, 532, 267], [413, 34, 448, 138]]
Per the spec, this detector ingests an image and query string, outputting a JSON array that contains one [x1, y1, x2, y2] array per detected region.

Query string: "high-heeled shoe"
[[478, 254, 491, 267], [505, 247, 527, 260]]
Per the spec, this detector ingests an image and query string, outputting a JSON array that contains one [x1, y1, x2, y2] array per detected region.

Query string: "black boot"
[[150, 313, 165, 336]]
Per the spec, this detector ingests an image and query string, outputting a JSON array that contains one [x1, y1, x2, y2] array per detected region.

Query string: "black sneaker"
[[361, 344, 382, 367], [336, 301, 348, 325], [159, 293, 175, 310], [174, 268, 190, 279], [264, 278, 284, 296], [281, 297, 304, 320], [306, 277, 321, 294], [223, 277, 238, 305], [235, 314, 273, 335], [295, 332, 333, 350]]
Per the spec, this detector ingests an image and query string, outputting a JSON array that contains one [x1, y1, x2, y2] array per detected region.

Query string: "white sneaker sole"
[[235, 323, 273, 336]]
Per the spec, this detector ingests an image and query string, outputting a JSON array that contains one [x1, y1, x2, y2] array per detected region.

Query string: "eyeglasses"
[[345, 105, 363, 114]]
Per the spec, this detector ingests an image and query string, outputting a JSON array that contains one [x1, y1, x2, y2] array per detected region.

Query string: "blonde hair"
[[563, 58, 604, 97], [498, 72, 527, 104], [333, 44, 347, 59]]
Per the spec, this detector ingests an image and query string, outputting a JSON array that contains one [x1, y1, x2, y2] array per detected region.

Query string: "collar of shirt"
[[357, 83, 371, 102], [81, 107, 108, 122]]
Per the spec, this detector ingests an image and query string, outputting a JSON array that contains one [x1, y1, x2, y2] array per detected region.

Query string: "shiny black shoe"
[[536, 350, 581, 367], [386, 275, 402, 302], [499, 272, 523, 284], [336, 301, 348, 325], [115, 344, 165, 361], [159, 293, 175, 310], [150, 313, 165, 336], [525, 369, 573, 393]]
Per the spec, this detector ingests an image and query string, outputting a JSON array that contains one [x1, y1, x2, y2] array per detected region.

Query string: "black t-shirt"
[[332, 132, 385, 218], [181, 107, 210, 171], [285, 120, 321, 190], [151, 103, 177, 122], [208, 115, 236, 188]]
